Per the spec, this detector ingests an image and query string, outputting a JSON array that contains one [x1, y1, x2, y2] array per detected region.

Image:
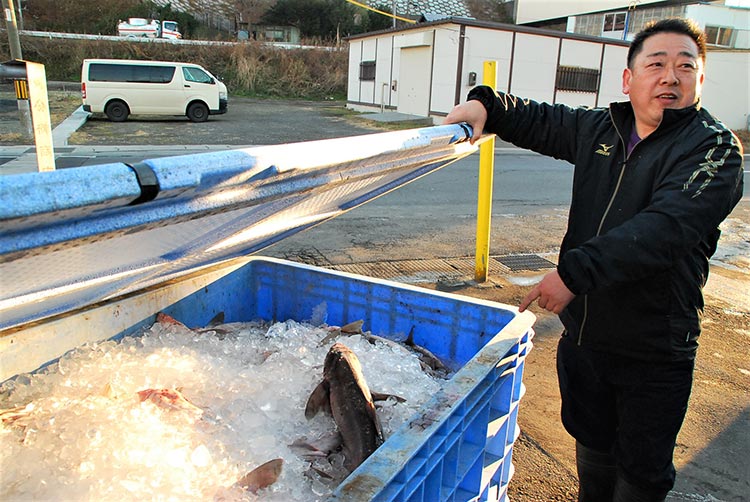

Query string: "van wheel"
[[187, 102, 209, 123], [105, 100, 129, 122]]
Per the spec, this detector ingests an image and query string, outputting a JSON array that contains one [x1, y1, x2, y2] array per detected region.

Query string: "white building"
[[346, 17, 750, 130], [557, 1, 750, 48]]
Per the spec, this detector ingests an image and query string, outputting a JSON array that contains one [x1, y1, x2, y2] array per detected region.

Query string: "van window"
[[183, 67, 213, 84], [89, 63, 175, 84]]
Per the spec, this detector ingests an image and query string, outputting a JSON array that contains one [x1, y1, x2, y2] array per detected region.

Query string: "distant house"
[[346, 16, 749, 130], [512, 0, 749, 49], [251, 25, 301, 44]]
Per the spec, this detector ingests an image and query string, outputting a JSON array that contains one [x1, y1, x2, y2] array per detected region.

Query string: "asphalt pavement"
[[0, 96, 436, 174]]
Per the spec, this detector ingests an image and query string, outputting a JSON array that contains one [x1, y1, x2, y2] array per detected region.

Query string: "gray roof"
[[370, 0, 472, 19], [151, 0, 474, 23]]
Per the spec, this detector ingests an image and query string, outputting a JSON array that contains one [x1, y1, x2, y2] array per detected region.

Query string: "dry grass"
[[1, 37, 348, 100], [0, 90, 81, 144], [47, 91, 82, 126]]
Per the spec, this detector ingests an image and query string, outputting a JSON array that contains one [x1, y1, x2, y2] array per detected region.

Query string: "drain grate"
[[334, 259, 458, 283], [327, 254, 556, 284], [54, 157, 95, 169], [495, 254, 555, 271]]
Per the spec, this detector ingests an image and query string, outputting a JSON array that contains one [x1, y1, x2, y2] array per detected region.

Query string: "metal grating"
[[330, 256, 517, 285], [444, 257, 511, 275], [333, 258, 459, 284], [494, 254, 556, 272]]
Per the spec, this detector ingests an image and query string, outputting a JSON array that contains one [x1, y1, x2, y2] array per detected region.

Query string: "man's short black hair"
[[627, 18, 707, 68]]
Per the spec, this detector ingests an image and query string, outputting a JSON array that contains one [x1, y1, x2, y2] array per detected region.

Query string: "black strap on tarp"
[[125, 162, 160, 205]]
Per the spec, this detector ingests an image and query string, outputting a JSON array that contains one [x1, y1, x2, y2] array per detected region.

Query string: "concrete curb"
[[52, 106, 91, 147]]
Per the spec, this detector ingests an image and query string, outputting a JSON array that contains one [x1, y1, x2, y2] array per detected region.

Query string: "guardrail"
[[14, 29, 341, 50]]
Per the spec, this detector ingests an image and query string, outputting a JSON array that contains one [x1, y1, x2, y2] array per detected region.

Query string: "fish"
[[156, 311, 224, 329], [154, 311, 234, 339], [236, 458, 284, 493], [136, 388, 203, 417], [0, 403, 33, 428], [318, 319, 366, 346], [319, 319, 404, 353], [321, 320, 450, 378], [288, 433, 342, 460], [155, 312, 189, 328], [404, 326, 450, 377], [304, 343, 385, 473], [135, 386, 283, 493]]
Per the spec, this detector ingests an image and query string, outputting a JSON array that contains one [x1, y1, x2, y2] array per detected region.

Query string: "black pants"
[[556, 333, 695, 501]]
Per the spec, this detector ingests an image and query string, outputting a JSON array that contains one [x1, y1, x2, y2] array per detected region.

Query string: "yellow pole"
[[475, 61, 496, 282]]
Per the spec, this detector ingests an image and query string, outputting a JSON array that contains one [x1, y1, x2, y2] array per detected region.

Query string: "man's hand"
[[519, 270, 575, 314], [443, 100, 487, 144]]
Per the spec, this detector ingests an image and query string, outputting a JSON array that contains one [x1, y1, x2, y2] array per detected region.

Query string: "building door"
[[398, 46, 431, 116]]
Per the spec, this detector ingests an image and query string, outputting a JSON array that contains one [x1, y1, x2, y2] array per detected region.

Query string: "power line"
[[344, 0, 417, 24]]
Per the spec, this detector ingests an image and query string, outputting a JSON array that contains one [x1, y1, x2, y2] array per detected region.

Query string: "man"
[[445, 18, 744, 501]]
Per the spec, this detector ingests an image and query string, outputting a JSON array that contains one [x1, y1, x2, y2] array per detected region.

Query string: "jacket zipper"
[[577, 114, 632, 345]]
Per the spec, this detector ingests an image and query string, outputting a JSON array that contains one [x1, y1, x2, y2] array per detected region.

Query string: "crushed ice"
[[0, 315, 446, 501]]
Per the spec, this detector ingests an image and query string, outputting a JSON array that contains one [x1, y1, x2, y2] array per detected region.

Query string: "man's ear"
[[622, 67, 632, 95]]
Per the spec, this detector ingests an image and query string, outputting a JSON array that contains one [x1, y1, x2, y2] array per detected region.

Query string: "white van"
[[81, 59, 228, 122]]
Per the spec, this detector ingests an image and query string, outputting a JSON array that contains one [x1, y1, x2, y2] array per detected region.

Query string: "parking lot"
[[69, 96, 409, 147]]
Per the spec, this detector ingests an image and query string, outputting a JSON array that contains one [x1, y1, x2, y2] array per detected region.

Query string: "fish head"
[[323, 343, 363, 382]]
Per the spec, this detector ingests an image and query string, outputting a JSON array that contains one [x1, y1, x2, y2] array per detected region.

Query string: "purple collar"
[[627, 124, 641, 156]]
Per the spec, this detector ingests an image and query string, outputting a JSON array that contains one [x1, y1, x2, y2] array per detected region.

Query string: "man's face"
[[622, 32, 704, 137]]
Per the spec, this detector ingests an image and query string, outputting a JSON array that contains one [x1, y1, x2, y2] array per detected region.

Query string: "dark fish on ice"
[[236, 458, 284, 493], [288, 432, 342, 460], [320, 320, 405, 353], [322, 320, 450, 378], [305, 343, 386, 472], [318, 319, 366, 346], [404, 326, 450, 377]]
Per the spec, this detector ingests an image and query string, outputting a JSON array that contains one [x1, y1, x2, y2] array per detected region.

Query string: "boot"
[[576, 441, 617, 502], [613, 475, 668, 502]]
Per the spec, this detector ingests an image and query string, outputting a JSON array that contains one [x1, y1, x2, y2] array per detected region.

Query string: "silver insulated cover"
[[0, 125, 476, 330]]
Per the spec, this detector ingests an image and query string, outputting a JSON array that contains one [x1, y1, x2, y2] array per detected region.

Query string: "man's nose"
[[661, 66, 679, 85]]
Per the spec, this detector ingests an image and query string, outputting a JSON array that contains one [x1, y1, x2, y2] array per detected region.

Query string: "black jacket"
[[469, 85, 745, 361]]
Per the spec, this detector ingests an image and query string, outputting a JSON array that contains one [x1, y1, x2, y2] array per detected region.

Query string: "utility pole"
[[2, 0, 33, 139], [14, 0, 21, 30], [3, 0, 22, 58]]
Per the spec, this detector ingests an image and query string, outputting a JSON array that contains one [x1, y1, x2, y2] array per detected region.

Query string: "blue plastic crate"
[[0, 126, 532, 501], [1, 257, 533, 501]]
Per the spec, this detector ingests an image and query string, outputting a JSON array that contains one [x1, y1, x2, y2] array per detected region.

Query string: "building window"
[[705, 25, 734, 47], [359, 61, 376, 81], [556, 66, 600, 93], [603, 12, 626, 32]]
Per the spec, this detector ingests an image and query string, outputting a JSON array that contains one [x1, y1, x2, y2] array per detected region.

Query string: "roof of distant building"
[[370, 0, 472, 19]]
